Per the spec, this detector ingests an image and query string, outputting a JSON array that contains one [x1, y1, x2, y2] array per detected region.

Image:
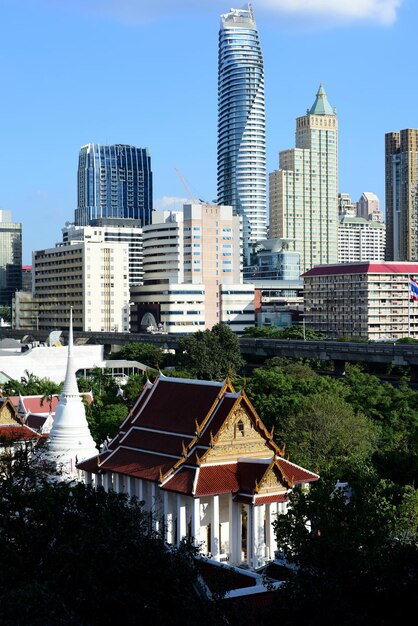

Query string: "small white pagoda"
[[44, 309, 97, 480]]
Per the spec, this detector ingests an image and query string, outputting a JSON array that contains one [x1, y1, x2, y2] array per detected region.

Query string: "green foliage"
[[396, 336, 418, 344], [2, 370, 62, 397], [0, 455, 219, 626], [270, 468, 418, 625], [86, 403, 129, 445], [110, 342, 165, 368], [178, 323, 244, 380], [0, 305, 11, 323], [243, 325, 325, 341]]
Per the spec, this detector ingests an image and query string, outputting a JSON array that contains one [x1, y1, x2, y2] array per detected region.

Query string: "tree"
[[179, 323, 244, 380], [0, 457, 221, 626], [86, 402, 129, 445], [110, 342, 165, 369], [269, 468, 418, 626]]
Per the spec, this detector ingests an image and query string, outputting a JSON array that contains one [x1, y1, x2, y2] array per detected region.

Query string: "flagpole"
[[408, 274, 411, 337]]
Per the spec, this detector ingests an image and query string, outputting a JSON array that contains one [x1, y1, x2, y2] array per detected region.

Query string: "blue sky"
[[0, 0, 415, 263]]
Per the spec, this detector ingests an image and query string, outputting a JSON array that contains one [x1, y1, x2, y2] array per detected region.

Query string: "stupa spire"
[[44, 308, 97, 480]]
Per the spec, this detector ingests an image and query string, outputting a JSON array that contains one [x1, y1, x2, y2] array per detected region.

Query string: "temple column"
[[95, 473, 103, 488], [164, 491, 174, 544], [115, 473, 124, 494], [103, 472, 112, 492], [126, 476, 135, 497], [191, 497, 201, 548], [137, 478, 144, 502], [267, 503, 278, 559], [84, 471, 92, 486], [211, 495, 220, 561], [247, 505, 254, 568], [228, 494, 241, 564], [256, 504, 266, 564], [176, 494, 187, 545], [150, 483, 159, 533]]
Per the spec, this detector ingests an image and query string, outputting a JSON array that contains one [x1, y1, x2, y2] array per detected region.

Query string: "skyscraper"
[[75, 144, 153, 227], [217, 4, 266, 262], [385, 129, 418, 260], [0, 210, 22, 307], [269, 85, 338, 273]]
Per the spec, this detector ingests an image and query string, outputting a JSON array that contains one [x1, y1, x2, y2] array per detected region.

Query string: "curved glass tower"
[[217, 4, 266, 262], [76, 144, 153, 227]]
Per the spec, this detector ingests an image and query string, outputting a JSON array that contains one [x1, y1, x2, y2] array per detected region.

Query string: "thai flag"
[[410, 276, 418, 301]]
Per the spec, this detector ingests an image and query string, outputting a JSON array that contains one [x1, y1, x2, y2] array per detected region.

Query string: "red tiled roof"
[[120, 427, 194, 458], [195, 464, 241, 496], [163, 467, 196, 494], [277, 458, 319, 484], [303, 262, 418, 277], [132, 377, 224, 434], [200, 562, 258, 592], [0, 424, 40, 442], [8, 393, 93, 417], [100, 448, 174, 481], [254, 494, 288, 505]]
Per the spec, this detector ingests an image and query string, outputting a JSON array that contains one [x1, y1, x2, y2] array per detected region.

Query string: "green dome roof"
[[309, 83, 334, 115]]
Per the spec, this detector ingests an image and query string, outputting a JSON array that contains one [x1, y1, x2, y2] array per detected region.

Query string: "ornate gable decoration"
[[0, 399, 21, 426], [256, 461, 291, 494], [203, 399, 272, 463]]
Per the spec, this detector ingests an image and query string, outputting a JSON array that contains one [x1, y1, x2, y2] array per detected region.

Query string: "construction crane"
[[174, 168, 199, 204]]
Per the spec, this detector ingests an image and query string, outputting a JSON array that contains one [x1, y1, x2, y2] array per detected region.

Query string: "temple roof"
[[309, 83, 334, 115], [78, 375, 319, 498]]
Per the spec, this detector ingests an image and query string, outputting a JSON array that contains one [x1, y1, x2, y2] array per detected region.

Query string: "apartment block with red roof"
[[78, 374, 318, 570], [303, 262, 418, 339]]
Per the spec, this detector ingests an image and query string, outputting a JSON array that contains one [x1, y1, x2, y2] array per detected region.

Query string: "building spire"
[[309, 83, 335, 115], [43, 308, 97, 481]]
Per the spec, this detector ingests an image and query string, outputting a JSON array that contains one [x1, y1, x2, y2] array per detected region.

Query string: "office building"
[[269, 85, 338, 273], [338, 217, 386, 263], [62, 220, 143, 286], [0, 210, 22, 307], [385, 129, 418, 260], [217, 5, 267, 262], [31, 235, 130, 332], [303, 262, 418, 339], [76, 144, 153, 227], [130, 203, 255, 333], [357, 192, 383, 222]]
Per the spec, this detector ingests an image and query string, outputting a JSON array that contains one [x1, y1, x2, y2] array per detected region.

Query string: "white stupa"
[[44, 309, 98, 480]]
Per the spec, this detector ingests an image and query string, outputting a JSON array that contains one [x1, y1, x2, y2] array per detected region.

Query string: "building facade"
[[78, 375, 318, 570], [338, 193, 357, 218], [338, 217, 386, 263], [269, 85, 338, 273], [303, 262, 418, 339], [76, 144, 153, 227], [0, 210, 22, 307], [62, 220, 143, 286], [130, 204, 255, 333], [31, 236, 130, 332], [385, 129, 418, 260], [217, 5, 267, 262]]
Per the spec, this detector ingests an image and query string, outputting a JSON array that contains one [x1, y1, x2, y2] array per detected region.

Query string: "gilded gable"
[[204, 403, 273, 463], [0, 401, 19, 425], [257, 463, 289, 494]]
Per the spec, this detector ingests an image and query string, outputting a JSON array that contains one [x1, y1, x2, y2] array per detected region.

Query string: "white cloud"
[[43, 0, 403, 26], [154, 196, 188, 212]]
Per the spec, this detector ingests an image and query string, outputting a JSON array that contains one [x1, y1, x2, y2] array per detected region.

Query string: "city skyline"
[[0, 0, 417, 263]]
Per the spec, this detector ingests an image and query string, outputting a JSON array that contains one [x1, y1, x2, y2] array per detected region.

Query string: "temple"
[[78, 375, 318, 569]]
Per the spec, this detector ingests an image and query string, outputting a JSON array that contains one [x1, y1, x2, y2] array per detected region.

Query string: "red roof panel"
[[0, 424, 40, 442], [100, 448, 173, 481], [121, 427, 194, 458], [164, 467, 196, 495], [277, 458, 319, 484]]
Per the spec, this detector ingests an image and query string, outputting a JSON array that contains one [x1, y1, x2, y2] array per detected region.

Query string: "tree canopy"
[[178, 323, 244, 379]]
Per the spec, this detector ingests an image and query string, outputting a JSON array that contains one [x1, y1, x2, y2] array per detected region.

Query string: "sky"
[[0, 0, 416, 263]]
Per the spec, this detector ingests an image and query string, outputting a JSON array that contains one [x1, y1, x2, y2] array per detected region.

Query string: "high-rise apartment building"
[[130, 203, 254, 333], [62, 220, 143, 286], [31, 236, 130, 332], [338, 217, 386, 263], [385, 129, 418, 260], [0, 210, 22, 307], [76, 144, 153, 227], [269, 85, 338, 273], [217, 5, 266, 262], [338, 193, 357, 218]]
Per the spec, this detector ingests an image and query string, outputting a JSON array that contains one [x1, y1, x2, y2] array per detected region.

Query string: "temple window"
[[234, 419, 245, 438]]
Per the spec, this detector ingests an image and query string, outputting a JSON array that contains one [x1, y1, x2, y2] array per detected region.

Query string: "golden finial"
[[195, 419, 201, 436], [182, 440, 187, 456], [195, 453, 201, 466], [159, 467, 164, 483], [210, 431, 215, 447]]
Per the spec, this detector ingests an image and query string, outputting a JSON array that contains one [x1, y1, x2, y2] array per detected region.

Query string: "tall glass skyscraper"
[[76, 144, 153, 227], [217, 5, 267, 262]]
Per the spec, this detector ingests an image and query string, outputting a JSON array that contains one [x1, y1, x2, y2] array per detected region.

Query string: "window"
[[234, 419, 245, 438]]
